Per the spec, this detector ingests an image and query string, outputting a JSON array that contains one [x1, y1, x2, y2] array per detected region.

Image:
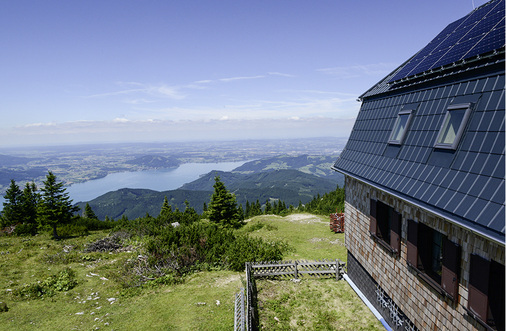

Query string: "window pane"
[[390, 113, 410, 142], [437, 108, 466, 145], [431, 231, 443, 277]]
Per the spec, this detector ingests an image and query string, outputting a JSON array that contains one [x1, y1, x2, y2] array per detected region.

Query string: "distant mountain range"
[[0, 154, 32, 166], [125, 155, 180, 168], [76, 154, 343, 220]]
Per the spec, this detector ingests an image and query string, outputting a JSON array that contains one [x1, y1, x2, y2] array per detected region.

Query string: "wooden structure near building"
[[329, 212, 345, 233]]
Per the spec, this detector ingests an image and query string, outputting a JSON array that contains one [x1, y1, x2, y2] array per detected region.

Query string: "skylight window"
[[434, 103, 473, 149], [388, 109, 414, 145]]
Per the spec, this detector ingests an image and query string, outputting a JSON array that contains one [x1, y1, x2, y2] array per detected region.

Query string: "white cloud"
[[317, 63, 396, 78], [219, 75, 265, 82], [124, 98, 156, 105], [0, 117, 354, 147], [86, 83, 185, 100], [267, 72, 296, 78]]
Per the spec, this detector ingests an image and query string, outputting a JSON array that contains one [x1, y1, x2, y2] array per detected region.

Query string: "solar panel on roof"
[[389, 0, 505, 83]]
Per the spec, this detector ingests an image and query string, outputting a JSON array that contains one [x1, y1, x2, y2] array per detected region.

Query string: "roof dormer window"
[[388, 109, 414, 145], [434, 103, 473, 150]]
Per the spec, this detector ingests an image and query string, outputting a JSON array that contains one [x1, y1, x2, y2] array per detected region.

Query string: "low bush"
[[14, 223, 38, 236], [75, 216, 115, 231], [144, 222, 289, 276], [57, 224, 89, 237], [12, 268, 78, 299]]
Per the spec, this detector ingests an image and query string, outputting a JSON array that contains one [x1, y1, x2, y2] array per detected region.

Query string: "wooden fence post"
[[294, 261, 298, 279], [336, 259, 339, 281]]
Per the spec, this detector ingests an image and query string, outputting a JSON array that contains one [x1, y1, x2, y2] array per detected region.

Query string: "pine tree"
[[2, 180, 23, 226], [20, 182, 40, 234], [255, 200, 262, 216], [245, 200, 251, 218], [160, 196, 172, 216], [207, 176, 242, 228], [237, 204, 245, 221], [38, 171, 79, 238], [83, 203, 98, 220], [264, 199, 272, 214], [272, 200, 278, 214]]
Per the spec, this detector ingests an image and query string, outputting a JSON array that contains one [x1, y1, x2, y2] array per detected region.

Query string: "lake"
[[0, 161, 248, 207]]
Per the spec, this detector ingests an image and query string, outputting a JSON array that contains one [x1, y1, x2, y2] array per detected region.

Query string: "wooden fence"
[[235, 259, 346, 330], [250, 259, 345, 280], [234, 288, 245, 331]]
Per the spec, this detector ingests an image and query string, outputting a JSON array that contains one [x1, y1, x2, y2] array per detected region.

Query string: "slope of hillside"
[[125, 155, 180, 168], [75, 154, 343, 220], [78, 169, 339, 219], [181, 169, 338, 197], [233, 154, 341, 179], [76, 188, 212, 220]]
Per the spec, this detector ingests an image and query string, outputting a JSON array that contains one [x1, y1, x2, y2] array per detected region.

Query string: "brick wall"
[[344, 175, 505, 331]]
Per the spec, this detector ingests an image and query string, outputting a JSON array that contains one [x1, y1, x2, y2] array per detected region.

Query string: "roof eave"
[[331, 166, 505, 246]]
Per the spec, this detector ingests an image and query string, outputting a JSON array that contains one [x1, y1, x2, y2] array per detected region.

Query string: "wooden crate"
[[330, 213, 345, 233]]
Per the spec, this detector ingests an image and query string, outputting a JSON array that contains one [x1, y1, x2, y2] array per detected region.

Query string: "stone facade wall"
[[344, 175, 505, 330]]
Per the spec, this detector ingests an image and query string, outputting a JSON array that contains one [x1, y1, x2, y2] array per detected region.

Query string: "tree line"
[[1, 173, 344, 239]]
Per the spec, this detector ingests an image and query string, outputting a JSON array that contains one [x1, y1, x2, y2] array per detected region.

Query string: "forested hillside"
[[77, 169, 340, 219], [76, 189, 212, 220], [71, 154, 344, 220], [233, 154, 341, 181], [125, 155, 180, 168]]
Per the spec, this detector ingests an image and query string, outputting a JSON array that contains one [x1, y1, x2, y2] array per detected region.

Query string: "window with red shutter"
[[406, 219, 418, 268], [369, 199, 401, 257], [441, 237, 461, 300], [369, 198, 377, 236], [406, 220, 461, 301], [467, 254, 505, 330]]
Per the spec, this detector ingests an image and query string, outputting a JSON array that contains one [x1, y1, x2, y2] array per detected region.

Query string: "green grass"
[[0, 214, 381, 330], [239, 213, 347, 261], [0, 231, 241, 330], [240, 214, 382, 330], [257, 279, 383, 330]]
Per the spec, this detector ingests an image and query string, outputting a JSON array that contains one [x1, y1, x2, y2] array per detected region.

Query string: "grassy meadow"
[[0, 213, 382, 330]]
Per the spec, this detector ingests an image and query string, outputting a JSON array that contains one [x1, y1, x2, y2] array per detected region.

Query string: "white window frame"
[[434, 103, 473, 150], [388, 109, 414, 145]]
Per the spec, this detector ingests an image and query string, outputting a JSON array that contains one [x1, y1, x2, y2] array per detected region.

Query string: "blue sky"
[[0, 0, 490, 147]]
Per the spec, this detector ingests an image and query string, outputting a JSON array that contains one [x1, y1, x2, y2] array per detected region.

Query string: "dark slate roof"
[[333, 0, 505, 243]]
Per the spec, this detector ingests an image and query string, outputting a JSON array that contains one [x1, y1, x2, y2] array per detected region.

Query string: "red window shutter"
[[369, 199, 377, 236], [406, 219, 418, 268], [441, 237, 461, 299], [488, 260, 505, 330], [468, 254, 490, 322], [390, 210, 402, 253]]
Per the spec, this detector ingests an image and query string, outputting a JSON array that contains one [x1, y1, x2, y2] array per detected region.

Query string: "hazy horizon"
[[1, 1, 489, 148]]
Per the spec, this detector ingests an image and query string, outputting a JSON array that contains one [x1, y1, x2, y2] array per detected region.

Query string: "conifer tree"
[[245, 200, 251, 218], [207, 176, 242, 228], [264, 199, 272, 214], [2, 180, 23, 226], [255, 200, 262, 216], [272, 200, 278, 214], [237, 204, 245, 221], [38, 171, 79, 238], [83, 203, 98, 220], [22, 182, 39, 221], [160, 196, 172, 216]]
